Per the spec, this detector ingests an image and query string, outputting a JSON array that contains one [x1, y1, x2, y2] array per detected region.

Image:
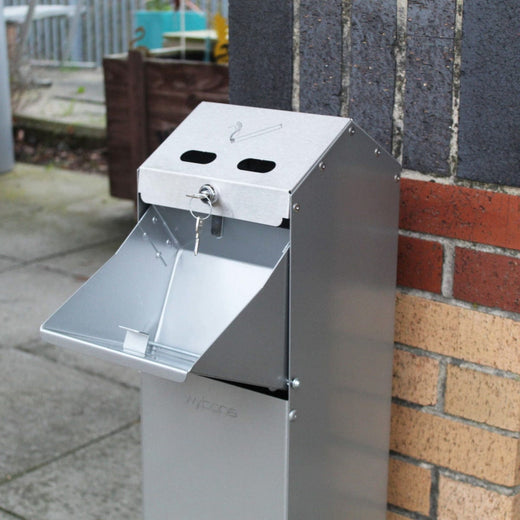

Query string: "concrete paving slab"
[[39, 67, 105, 104], [0, 424, 141, 520], [22, 340, 140, 390], [0, 264, 84, 349], [0, 257, 19, 273], [37, 238, 125, 280], [0, 348, 139, 483], [15, 67, 106, 137], [0, 164, 134, 262], [0, 163, 142, 517]]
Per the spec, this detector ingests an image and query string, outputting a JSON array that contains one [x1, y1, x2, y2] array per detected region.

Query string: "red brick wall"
[[388, 177, 520, 519]]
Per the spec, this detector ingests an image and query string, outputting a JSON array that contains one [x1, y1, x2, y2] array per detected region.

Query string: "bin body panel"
[[141, 373, 289, 519], [288, 124, 401, 519]]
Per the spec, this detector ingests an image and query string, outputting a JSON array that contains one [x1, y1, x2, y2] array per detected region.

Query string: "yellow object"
[[213, 13, 228, 64]]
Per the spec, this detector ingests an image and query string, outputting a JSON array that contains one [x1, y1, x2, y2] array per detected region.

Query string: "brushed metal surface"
[[138, 102, 349, 225], [287, 124, 400, 519], [141, 374, 289, 519], [193, 250, 289, 389]]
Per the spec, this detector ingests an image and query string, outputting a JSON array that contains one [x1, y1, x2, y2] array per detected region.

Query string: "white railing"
[[4, 0, 228, 66]]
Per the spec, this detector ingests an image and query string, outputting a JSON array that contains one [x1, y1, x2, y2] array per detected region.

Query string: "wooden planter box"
[[103, 51, 229, 200]]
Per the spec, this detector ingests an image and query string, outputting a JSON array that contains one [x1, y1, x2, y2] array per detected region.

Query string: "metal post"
[[0, 0, 15, 173]]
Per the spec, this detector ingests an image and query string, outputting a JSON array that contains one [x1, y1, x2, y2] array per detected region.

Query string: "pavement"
[[0, 163, 142, 519], [13, 67, 106, 140]]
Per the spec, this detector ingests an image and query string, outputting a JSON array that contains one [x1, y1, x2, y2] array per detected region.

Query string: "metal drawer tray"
[[41, 205, 289, 389]]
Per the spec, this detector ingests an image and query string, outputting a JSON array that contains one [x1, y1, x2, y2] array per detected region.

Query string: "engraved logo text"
[[185, 395, 238, 418]]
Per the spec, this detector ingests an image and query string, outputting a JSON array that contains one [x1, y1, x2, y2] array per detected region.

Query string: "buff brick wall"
[[388, 176, 520, 519]]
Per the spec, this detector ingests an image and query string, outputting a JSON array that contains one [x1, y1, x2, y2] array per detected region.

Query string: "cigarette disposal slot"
[[237, 158, 276, 173], [180, 150, 217, 164]]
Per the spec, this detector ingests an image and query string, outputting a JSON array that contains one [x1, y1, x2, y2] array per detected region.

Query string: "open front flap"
[[41, 206, 290, 387]]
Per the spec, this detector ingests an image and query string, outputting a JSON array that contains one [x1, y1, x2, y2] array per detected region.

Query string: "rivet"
[[289, 409, 298, 422], [319, 161, 326, 170], [348, 126, 356, 136], [374, 148, 381, 157], [293, 203, 301, 212], [166, 239, 171, 246], [290, 378, 301, 389], [152, 216, 158, 224], [394, 174, 401, 183]]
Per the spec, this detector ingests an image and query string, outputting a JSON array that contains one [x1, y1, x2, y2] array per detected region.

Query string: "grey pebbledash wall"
[[228, 0, 293, 111], [457, 0, 520, 186], [228, 0, 520, 187]]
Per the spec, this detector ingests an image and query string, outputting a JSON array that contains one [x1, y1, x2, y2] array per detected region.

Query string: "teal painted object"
[[134, 11, 207, 50]]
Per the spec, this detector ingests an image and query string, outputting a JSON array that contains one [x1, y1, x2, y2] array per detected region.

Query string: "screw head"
[[290, 378, 301, 389], [348, 126, 356, 136], [319, 161, 326, 170], [394, 174, 401, 183], [293, 203, 301, 212], [374, 148, 381, 157], [289, 409, 298, 422], [152, 216, 158, 224]]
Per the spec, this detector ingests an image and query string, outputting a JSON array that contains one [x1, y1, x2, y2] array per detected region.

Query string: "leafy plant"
[[145, 0, 172, 10]]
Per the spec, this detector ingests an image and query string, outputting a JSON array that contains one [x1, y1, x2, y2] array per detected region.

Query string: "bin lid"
[[138, 102, 350, 226]]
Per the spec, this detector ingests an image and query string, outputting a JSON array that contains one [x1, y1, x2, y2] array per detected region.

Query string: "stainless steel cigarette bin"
[[41, 102, 401, 519]]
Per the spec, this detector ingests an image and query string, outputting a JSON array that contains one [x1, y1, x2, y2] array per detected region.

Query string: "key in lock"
[[186, 185, 218, 255]]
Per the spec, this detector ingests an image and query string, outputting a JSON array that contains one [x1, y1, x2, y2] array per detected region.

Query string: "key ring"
[[187, 193, 213, 221]]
